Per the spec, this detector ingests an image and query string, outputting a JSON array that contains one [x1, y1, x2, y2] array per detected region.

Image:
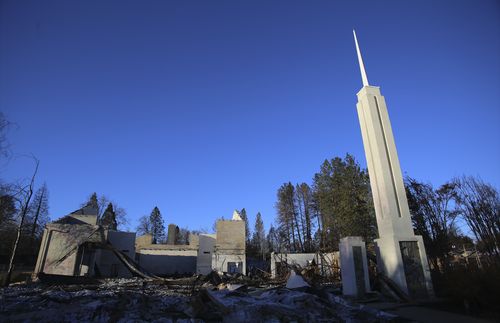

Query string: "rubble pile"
[[0, 274, 400, 322]]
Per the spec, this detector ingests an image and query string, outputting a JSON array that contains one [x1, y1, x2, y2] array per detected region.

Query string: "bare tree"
[[405, 177, 460, 269], [136, 214, 152, 236], [454, 176, 500, 261], [3, 159, 39, 286], [0, 112, 12, 161], [212, 216, 225, 233], [176, 227, 190, 245]]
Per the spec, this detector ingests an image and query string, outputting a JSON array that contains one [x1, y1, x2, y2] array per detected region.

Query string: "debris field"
[[0, 272, 403, 322]]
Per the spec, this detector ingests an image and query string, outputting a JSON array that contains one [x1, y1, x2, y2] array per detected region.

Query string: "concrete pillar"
[[339, 237, 370, 297], [167, 224, 179, 245]]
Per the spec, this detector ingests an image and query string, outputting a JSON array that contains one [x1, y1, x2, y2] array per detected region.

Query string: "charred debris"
[[1, 203, 408, 322], [1, 264, 402, 322]]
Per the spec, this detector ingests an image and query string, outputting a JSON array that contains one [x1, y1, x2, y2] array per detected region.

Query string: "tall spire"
[[353, 30, 369, 87]]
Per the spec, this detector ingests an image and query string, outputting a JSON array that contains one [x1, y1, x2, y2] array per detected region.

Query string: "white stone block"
[[339, 236, 370, 297]]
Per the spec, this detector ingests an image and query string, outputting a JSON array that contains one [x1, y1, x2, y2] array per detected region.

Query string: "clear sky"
[[1, 0, 499, 233]]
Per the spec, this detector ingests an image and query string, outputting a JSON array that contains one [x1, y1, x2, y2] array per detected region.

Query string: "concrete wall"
[[212, 254, 246, 274], [136, 234, 153, 249], [213, 220, 246, 275], [95, 231, 136, 278], [43, 230, 79, 275], [215, 220, 245, 253], [197, 234, 216, 274], [69, 214, 98, 225], [135, 231, 200, 276], [189, 233, 199, 248], [33, 222, 105, 277], [136, 248, 197, 275], [33, 215, 138, 279]]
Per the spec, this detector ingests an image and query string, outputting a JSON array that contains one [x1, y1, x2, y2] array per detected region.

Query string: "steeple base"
[[375, 235, 434, 299]]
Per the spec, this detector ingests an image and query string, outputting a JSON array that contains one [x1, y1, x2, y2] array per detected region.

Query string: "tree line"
[[270, 154, 376, 254], [406, 175, 500, 269], [1, 113, 49, 285], [2, 109, 498, 279], [270, 153, 500, 270]]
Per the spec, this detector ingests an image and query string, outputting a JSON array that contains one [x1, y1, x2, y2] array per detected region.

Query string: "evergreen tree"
[[276, 183, 302, 252], [88, 192, 98, 209], [296, 183, 315, 252], [27, 183, 49, 243], [239, 208, 252, 254], [312, 154, 376, 250], [239, 208, 251, 244], [82, 193, 128, 229], [100, 203, 118, 230], [0, 193, 16, 228], [0, 193, 17, 260], [150, 206, 166, 244], [267, 225, 278, 253], [252, 212, 266, 259]]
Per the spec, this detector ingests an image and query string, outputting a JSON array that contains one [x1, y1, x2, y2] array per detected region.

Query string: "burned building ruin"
[[33, 205, 246, 279]]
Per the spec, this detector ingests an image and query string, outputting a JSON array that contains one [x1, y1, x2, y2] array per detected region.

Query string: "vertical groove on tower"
[[373, 96, 402, 217], [359, 100, 384, 218]]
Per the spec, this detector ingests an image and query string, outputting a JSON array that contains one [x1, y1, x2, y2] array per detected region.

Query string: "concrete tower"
[[353, 30, 433, 298]]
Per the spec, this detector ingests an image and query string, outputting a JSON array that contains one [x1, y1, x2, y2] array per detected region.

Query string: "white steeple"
[[353, 31, 434, 298], [353, 30, 369, 87]]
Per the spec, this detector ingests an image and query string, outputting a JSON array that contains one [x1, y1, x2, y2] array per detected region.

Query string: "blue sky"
[[1, 0, 499, 233]]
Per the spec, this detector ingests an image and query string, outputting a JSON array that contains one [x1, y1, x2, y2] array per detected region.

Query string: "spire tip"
[[353, 30, 369, 87]]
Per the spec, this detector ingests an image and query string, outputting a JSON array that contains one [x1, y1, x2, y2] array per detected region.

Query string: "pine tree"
[[252, 212, 266, 259], [0, 194, 16, 228], [27, 183, 49, 243], [296, 183, 314, 252], [267, 226, 278, 253], [312, 154, 376, 250], [0, 193, 17, 261], [100, 203, 117, 230], [82, 193, 128, 229], [239, 208, 251, 250], [88, 192, 98, 209], [150, 206, 166, 244], [276, 183, 301, 252], [240, 208, 250, 239]]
